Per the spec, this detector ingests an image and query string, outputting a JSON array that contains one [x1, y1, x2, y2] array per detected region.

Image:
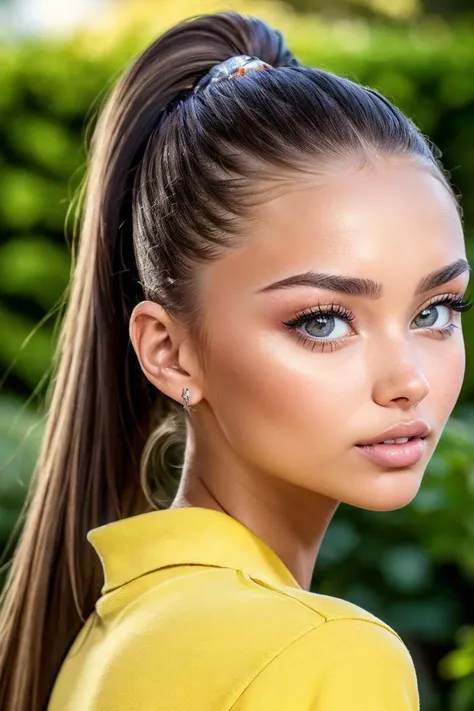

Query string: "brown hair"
[[0, 10, 461, 711]]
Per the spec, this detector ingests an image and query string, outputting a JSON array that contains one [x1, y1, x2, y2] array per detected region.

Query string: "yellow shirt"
[[47, 506, 419, 710]]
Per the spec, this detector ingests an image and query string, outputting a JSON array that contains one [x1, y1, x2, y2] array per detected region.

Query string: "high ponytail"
[[0, 13, 253, 711], [0, 10, 459, 711]]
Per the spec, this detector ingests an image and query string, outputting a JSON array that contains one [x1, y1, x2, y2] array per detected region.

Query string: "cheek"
[[429, 338, 466, 421], [205, 325, 354, 477]]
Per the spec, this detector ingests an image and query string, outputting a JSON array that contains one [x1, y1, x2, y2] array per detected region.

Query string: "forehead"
[[252, 158, 460, 254], [201, 158, 465, 297]]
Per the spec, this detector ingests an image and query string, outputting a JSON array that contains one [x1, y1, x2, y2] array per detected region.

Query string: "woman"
[[0, 10, 471, 711]]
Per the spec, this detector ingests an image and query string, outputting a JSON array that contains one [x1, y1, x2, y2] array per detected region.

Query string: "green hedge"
[[1, 18, 474, 711]]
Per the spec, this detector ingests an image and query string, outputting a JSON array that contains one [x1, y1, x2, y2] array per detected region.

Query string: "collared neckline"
[[87, 506, 301, 595]]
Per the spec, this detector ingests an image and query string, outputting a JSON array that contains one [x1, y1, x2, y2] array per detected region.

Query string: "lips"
[[356, 420, 430, 447], [355, 437, 426, 467]]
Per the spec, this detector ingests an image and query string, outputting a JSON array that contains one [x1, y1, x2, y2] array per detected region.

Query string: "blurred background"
[[0, 0, 473, 708]]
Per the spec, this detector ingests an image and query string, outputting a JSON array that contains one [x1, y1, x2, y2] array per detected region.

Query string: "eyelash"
[[282, 293, 474, 353]]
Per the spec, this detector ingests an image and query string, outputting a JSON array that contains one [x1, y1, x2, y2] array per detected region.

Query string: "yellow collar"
[[87, 506, 301, 595]]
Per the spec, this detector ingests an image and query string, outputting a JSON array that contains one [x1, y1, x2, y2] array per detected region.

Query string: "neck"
[[171, 463, 339, 591]]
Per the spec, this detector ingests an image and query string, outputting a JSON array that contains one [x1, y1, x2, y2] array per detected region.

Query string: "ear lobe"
[[129, 300, 203, 406]]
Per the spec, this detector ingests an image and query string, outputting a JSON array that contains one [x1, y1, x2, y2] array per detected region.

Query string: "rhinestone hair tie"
[[193, 54, 272, 93]]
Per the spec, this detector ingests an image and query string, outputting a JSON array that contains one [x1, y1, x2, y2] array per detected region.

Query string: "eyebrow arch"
[[256, 258, 471, 299]]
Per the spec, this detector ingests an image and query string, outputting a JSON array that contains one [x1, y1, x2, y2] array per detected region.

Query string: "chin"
[[344, 470, 424, 512]]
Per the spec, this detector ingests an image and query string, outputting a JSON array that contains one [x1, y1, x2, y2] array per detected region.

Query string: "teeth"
[[382, 437, 410, 444]]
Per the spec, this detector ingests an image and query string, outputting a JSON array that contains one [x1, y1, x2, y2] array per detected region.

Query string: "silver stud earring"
[[181, 387, 191, 412]]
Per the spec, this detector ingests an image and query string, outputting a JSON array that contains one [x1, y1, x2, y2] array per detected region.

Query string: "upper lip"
[[356, 420, 431, 446]]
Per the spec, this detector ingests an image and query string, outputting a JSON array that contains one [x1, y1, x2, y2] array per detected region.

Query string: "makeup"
[[355, 437, 426, 467]]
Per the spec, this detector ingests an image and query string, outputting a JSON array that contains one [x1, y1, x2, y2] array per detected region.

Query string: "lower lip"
[[355, 437, 426, 468]]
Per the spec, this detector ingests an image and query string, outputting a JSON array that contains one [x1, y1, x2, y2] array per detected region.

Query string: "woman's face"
[[196, 156, 470, 512]]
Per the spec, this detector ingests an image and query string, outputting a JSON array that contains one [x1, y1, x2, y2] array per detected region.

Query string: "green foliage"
[[440, 626, 474, 711], [0, 394, 43, 591], [283, 0, 474, 20], [1, 17, 474, 711]]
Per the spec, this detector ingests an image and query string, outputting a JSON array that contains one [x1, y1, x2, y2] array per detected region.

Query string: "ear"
[[129, 300, 203, 409]]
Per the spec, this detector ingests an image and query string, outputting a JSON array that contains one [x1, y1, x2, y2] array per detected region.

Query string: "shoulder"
[[94, 566, 418, 710], [230, 613, 419, 710], [197, 569, 418, 709], [223, 572, 419, 710], [228, 569, 404, 641]]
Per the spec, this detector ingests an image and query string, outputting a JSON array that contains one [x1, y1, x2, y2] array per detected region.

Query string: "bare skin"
[[129, 156, 470, 591]]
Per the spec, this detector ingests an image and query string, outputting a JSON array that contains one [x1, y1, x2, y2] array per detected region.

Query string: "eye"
[[412, 294, 473, 331], [282, 303, 355, 351], [412, 303, 451, 329], [299, 312, 351, 340]]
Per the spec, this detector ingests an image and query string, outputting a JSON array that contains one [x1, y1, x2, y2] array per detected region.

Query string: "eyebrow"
[[256, 258, 471, 299]]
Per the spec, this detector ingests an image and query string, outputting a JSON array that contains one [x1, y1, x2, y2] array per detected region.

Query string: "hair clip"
[[193, 54, 272, 93]]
